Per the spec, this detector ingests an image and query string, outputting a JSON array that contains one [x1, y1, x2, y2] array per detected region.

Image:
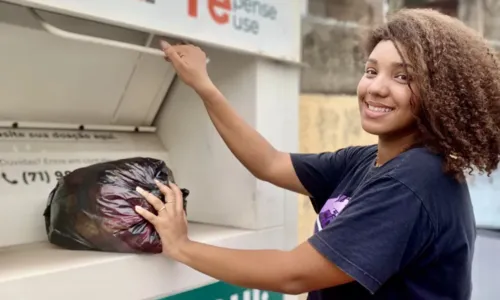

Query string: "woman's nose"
[[367, 76, 390, 98]]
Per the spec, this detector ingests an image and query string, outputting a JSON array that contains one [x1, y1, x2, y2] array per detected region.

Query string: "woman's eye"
[[365, 69, 377, 76], [396, 74, 409, 81]]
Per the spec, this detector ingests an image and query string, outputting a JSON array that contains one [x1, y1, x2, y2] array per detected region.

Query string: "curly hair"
[[364, 8, 500, 180]]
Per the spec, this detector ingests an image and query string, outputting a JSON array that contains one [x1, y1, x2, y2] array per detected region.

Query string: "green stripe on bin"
[[161, 281, 283, 300]]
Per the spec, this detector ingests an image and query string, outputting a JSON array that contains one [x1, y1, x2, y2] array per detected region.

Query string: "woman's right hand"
[[160, 40, 214, 94]]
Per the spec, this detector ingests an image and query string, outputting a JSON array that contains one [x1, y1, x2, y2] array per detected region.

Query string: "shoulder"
[[289, 145, 378, 211], [384, 147, 462, 196], [382, 147, 471, 231], [343, 144, 377, 161], [329, 144, 377, 169], [290, 144, 377, 172]]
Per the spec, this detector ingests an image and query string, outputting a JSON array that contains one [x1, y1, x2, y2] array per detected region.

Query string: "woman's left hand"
[[134, 180, 189, 259]]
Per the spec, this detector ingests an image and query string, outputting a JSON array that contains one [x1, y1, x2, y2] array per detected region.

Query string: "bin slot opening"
[[0, 1, 182, 127]]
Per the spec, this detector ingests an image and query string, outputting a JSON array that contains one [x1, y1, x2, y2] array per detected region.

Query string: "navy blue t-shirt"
[[291, 145, 476, 300]]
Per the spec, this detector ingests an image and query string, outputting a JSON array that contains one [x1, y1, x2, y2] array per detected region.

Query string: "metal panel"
[[1, 0, 302, 63]]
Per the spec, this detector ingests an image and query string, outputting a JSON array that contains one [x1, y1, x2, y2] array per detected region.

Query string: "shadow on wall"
[[297, 94, 377, 299]]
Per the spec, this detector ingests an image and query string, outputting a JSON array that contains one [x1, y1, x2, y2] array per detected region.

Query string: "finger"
[[160, 40, 183, 69], [177, 44, 194, 51], [135, 205, 158, 224], [169, 182, 184, 214], [136, 186, 167, 216], [178, 44, 199, 57], [154, 180, 176, 216]]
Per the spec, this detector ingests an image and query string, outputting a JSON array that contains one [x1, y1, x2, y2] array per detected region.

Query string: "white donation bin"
[[0, 1, 301, 299]]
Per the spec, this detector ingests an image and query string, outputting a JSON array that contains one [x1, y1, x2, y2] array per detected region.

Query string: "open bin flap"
[[0, 1, 180, 127]]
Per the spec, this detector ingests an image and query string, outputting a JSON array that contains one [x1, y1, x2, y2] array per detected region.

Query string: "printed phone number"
[[0, 170, 71, 185]]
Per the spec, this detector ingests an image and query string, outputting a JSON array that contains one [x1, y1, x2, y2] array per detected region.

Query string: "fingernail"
[[154, 179, 161, 184], [136, 186, 145, 194], [160, 40, 170, 49], [135, 205, 143, 212]]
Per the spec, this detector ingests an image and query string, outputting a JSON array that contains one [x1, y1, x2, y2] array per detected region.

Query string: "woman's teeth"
[[368, 104, 393, 113]]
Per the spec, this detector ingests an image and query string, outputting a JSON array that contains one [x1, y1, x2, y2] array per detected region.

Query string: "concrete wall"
[[301, 0, 500, 95], [301, 0, 385, 94], [459, 0, 500, 40], [307, 0, 385, 24]]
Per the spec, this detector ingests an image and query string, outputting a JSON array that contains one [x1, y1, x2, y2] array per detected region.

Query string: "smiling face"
[[357, 40, 419, 138]]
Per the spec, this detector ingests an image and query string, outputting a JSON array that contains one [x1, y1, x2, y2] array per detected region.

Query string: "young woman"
[[134, 8, 500, 299]]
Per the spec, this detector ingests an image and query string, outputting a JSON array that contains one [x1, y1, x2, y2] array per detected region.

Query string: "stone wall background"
[[300, 0, 500, 95]]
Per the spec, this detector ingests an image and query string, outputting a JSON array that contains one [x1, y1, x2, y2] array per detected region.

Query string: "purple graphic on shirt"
[[314, 195, 351, 232]]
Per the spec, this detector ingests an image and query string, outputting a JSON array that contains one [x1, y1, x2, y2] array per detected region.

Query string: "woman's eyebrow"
[[393, 62, 415, 70], [366, 58, 414, 70]]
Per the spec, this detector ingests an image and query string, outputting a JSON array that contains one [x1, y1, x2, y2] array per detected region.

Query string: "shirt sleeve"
[[308, 175, 435, 294], [290, 146, 371, 212], [290, 148, 349, 212]]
